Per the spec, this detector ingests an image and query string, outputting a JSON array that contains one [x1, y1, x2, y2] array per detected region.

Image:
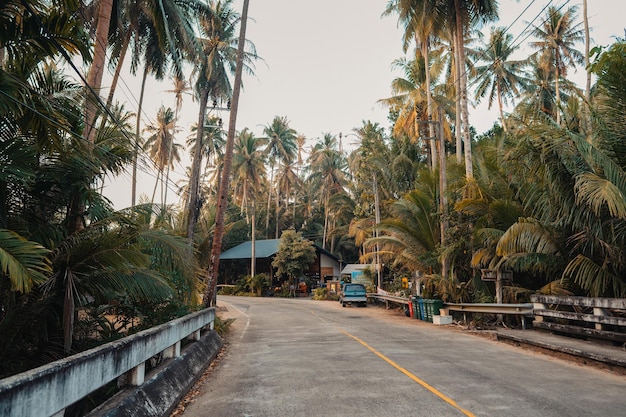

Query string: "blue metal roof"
[[219, 239, 281, 259]]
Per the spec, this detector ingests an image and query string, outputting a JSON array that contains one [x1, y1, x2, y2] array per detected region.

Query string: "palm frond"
[[0, 229, 51, 293], [496, 219, 560, 256], [564, 254, 626, 297]]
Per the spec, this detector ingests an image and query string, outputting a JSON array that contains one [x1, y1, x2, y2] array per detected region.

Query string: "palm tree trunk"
[[453, 31, 463, 163], [373, 172, 382, 289], [204, 0, 250, 307], [438, 107, 449, 278], [422, 40, 437, 171], [266, 165, 273, 238], [106, 30, 131, 108], [151, 170, 160, 204], [322, 192, 329, 250], [132, 66, 149, 206], [251, 200, 256, 277], [497, 82, 507, 132], [275, 186, 280, 238], [555, 54, 561, 125], [186, 88, 209, 242], [583, 0, 592, 133], [63, 276, 75, 354], [84, 0, 114, 145], [454, 0, 473, 180]]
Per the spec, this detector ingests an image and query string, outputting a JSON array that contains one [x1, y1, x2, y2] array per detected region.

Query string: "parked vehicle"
[[340, 283, 367, 307]]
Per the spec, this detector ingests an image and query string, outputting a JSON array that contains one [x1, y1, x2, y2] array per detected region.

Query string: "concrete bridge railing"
[[0, 307, 216, 417]]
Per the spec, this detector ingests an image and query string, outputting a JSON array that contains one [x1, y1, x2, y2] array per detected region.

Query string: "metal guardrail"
[[367, 293, 410, 305], [367, 295, 534, 328], [367, 294, 533, 316], [442, 303, 534, 316]]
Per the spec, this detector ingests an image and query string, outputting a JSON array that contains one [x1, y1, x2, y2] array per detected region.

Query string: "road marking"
[[218, 301, 250, 339], [342, 330, 476, 417]]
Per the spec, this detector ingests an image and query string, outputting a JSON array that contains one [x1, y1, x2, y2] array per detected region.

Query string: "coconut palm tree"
[[161, 76, 193, 205], [262, 116, 297, 237], [275, 160, 301, 237], [187, 0, 257, 243], [530, 5, 584, 126], [143, 106, 181, 204], [441, 0, 499, 180], [232, 128, 267, 217], [368, 172, 439, 273], [204, 0, 251, 306], [308, 133, 348, 250], [380, 57, 430, 164], [383, 0, 444, 170], [473, 27, 528, 132]]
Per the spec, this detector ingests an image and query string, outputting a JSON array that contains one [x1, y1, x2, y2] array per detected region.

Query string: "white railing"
[[0, 308, 215, 417], [531, 295, 626, 342]]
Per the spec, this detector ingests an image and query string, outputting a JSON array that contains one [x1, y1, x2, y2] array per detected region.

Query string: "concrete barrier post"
[[594, 307, 607, 330], [163, 341, 181, 359], [533, 302, 546, 322], [129, 362, 145, 386]]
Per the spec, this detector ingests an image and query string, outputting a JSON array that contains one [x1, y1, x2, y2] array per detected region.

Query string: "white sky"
[[102, 0, 626, 209]]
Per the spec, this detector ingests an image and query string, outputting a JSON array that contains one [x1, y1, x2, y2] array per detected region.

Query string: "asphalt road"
[[180, 296, 626, 417]]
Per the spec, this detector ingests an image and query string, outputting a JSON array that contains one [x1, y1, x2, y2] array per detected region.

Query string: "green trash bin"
[[417, 298, 426, 321], [423, 299, 444, 322], [412, 296, 421, 320], [431, 299, 444, 319]]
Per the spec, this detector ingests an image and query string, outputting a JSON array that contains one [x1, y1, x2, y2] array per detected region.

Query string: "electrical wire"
[[16, 0, 191, 199]]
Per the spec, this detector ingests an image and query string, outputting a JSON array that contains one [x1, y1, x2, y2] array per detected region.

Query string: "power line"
[[17, 0, 193, 200]]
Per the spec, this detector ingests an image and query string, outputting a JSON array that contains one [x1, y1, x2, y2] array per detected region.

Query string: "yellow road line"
[[342, 330, 476, 417]]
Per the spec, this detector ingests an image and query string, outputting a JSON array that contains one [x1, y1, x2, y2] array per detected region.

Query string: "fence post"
[[593, 307, 608, 330]]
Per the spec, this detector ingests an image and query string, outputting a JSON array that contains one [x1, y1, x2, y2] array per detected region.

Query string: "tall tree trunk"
[[422, 38, 437, 171], [275, 186, 280, 238], [132, 66, 149, 206], [68, 0, 113, 355], [453, 31, 463, 163], [555, 53, 561, 125], [265, 164, 273, 238], [63, 275, 75, 354], [151, 170, 160, 204], [438, 107, 449, 278], [106, 30, 131, 108], [204, 0, 250, 307], [373, 172, 382, 289], [322, 192, 329, 250], [84, 0, 113, 145], [583, 0, 592, 133], [497, 82, 507, 132], [454, 0, 473, 180], [251, 200, 256, 277], [186, 88, 209, 242]]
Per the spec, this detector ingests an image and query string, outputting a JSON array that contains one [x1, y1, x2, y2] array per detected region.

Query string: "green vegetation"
[[1, 0, 625, 380]]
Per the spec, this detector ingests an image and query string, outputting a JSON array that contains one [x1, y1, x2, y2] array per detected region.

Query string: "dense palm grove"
[[1, 0, 625, 379]]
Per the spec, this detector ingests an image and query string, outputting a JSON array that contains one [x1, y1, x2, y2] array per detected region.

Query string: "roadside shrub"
[[245, 273, 270, 296], [214, 316, 235, 337], [312, 287, 327, 300]]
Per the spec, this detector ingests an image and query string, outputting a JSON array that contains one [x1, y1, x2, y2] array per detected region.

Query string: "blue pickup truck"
[[340, 283, 367, 307]]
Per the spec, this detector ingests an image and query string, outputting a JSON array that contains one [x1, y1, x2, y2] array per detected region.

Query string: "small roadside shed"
[[218, 239, 341, 287], [341, 264, 373, 285]]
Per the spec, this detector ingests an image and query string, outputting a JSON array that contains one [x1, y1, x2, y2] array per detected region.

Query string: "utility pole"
[[420, 113, 448, 278], [438, 107, 449, 279], [251, 202, 256, 277], [373, 172, 382, 290]]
